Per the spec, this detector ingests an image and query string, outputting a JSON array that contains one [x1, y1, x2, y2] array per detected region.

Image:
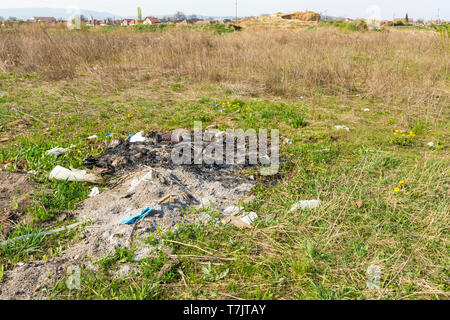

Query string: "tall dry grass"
[[0, 24, 448, 119]]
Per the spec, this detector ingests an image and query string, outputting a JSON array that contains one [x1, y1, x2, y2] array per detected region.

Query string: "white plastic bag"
[[129, 131, 146, 143], [290, 200, 321, 212], [46, 147, 69, 156], [49, 165, 103, 184]]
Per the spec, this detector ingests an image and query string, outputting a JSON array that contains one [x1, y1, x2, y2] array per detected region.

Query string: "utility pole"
[[235, 0, 238, 23], [437, 8, 440, 22]]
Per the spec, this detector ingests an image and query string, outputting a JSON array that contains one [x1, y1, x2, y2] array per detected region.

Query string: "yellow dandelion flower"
[[394, 132, 398, 135], [399, 180, 404, 185], [394, 188, 400, 193], [402, 134, 406, 137]]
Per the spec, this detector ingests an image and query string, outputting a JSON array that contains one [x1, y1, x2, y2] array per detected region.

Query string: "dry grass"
[[0, 24, 448, 123]]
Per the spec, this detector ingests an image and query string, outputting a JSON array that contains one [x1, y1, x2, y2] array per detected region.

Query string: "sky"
[[0, 0, 448, 20]]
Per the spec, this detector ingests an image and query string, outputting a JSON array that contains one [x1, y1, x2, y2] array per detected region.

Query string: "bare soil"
[[0, 171, 34, 238]]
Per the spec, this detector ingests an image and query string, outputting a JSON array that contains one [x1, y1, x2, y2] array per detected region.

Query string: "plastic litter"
[[239, 212, 258, 225], [223, 206, 244, 216], [46, 147, 69, 156], [335, 125, 350, 132], [223, 211, 258, 229], [364, 108, 370, 112], [129, 131, 146, 143], [127, 170, 155, 194], [427, 142, 435, 147], [290, 200, 321, 212], [120, 207, 152, 225], [49, 165, 103, 184], [88, 187, 100, 197], [87, 135, 98, 140]]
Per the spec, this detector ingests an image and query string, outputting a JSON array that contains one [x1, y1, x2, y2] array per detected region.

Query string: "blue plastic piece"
[[120, 207, 152, 225]]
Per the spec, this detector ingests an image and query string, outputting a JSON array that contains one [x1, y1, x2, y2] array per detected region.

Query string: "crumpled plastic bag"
[[49, 165, 104, 184]]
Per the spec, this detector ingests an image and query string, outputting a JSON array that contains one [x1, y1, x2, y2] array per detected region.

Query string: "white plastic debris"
[[335, 125, 350, 132], [49, 165, 103, 184], [223, 206, 244, 216], [88, 187, 100, 197], [142, 169, 155, 181], [127, 170, 155, 194], [130, 178, 141, 188], [427, 142, 435, 147], [290, 200, 321, 212], [129, 131, 146, 143], [127, 178, 141, 193], [222, 210, 259, 228], [46, 147, 69, 156], [87, 135, 98, 140], [239, 212, 258, 225], [364, 108, 370, 112]]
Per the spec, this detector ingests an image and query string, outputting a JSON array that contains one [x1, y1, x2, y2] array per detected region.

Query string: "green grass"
[[0, 64, 448, 300]]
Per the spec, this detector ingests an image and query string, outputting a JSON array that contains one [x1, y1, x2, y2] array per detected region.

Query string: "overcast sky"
[[1, 0, 448, 20]]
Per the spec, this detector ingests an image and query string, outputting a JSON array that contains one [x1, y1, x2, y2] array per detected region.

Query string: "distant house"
[[99, 19, 113, 26], [394, 17, 414, 23], [33, 17, 56, 23], [143, 17, 161, 25], [121, 19, 137, 26], [86, 19, 101, 26]]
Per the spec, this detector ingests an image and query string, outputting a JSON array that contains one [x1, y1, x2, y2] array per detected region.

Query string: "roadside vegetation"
[[0, 23, 448, 300]]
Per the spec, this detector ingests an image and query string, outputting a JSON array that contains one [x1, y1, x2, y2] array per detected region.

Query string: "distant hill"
[[0, 8, 122, 20]]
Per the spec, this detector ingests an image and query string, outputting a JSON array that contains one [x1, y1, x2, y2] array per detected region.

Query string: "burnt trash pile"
[[83, 129, 279, 180]]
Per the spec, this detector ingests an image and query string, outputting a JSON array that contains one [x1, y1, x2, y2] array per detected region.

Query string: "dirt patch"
[[0, 129, 275, 299], [0, 171, 35, 237], [0, 119, 33, 139]]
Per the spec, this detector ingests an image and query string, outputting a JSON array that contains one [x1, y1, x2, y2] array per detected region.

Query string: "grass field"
[[0, 23, 448, 300]]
